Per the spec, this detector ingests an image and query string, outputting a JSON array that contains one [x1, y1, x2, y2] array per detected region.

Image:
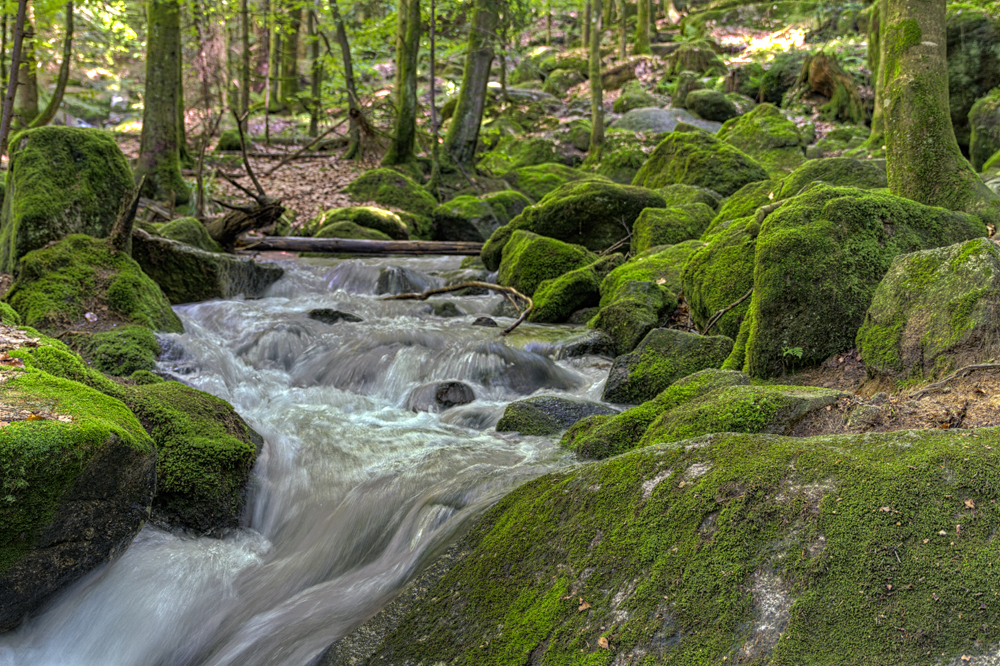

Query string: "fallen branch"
[[701, 288, 753, 336], [263, 116, 348, 177], [908, 364, 1000, 400], [234, 235, 482, 255], [381, 281, 533, 335]]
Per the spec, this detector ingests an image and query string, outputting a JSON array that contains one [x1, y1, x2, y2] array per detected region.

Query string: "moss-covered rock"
[[613, 81, 658, 113], [495, 397, 618, 436], [68, 325, 160, 377], [158, 217, 224, 252], [588, 280, 678, 355], [611, 107, 684, 133], [540, 48, 590, 78], [603, 328, 734, 404], [0, 302, 21, 325], [479, 135, 569, 176], [497, 230, 596, 296], [314, 220, 393, 242], [685, 89, 738, 122], [343, 168, 436, 235], [808, 124, 870, 159], [542, 68, 584, 96], [775, 156, 887, 200], [630, 203, 714, 252], [969, 89, 1000, 172], [434, 191, 531, 243], [529, 255, 623, 324], [0, 360, 156, 632], [655, 183, 722, 210], [857, 238, 1000, 381], [501, 163, 610, 203], [5, 234, 182, 334], [309, 206, 409, 240], [214, 128, 242, 151], [667, 40, 728, 77], [669, 70, 706, 109], [717, 103, 805, 176], [743, 185, 987, 377], [702, 180, 778, 239], [632, 128, 769, 197], [759, 48, 809, 105], [561, 368, 749, 458], [724, 62, 765, 100], [132, 229, 284, 305], [0, 127, 133, 273]]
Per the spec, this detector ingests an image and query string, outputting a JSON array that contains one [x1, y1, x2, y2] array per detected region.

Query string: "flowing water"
[[0, 255, 613, 666]]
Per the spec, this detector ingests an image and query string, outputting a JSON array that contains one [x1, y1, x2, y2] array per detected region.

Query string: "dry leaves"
[[965, 498, 976, 510], [597, 636, 609, 649], [578, 599, 591, 612]]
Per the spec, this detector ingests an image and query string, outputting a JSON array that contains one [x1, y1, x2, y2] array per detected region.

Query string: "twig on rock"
[[382, 281, 533, 335], [701, 288, 753, 336]]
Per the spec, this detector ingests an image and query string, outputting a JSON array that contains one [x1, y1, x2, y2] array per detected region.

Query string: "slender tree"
[[882, 0, 992, 212], [383, 0, 421, 165], [13, 13, 37, 126], [427, 0, 441, 196], [277, 1, 302, 108], [0, 0, 27, 160], [617, 0, 626, 59], [30, 1, 73, 128], [587, 0, 603, 161], [443, 0, 497, 166], [582, 0, 590, 47], [136, 0, 189, 203], [308, 8, 321, 137], [240, 0, 250, 117], [634, 0, 650, 55], [329, 0, 360, 158]]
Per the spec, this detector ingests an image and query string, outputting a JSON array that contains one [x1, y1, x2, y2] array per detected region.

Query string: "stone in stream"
[[428, 301, 462, 318], [554, 329, 616, 359], [472, 316, 499, 327], [495, 396, 618, 436], [375, 266, 436, 296], [307, 309, 364, 324], [405, 381, 477, 412]]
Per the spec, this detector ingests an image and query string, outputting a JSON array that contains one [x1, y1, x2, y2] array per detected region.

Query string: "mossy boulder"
[[611, 107, 683, 133], [540, 48, 590, 78], [588, 280, 678, 356], [343, 168, 436, 236], [529, 255, 623, 324], [314, 221, 393, 241], [968, 89, 1000, 172], [759, 48, 809, 105], [561, 368, 749, 459], [632, 128, 769, 197], [0, 126, 134, 273], [310, 206, 409, 240], [742, 185, 987, 377], [0, 302, 21, 325], [669, 70, 706, 109], [594, 142, 649, 184], [630, 203, 715, 252], [807, 124, 869, 159], [564, 118, 593, 151], [158, 217, 223, 252], [655, 183, 722, 210], [667, 40, 728, 76], [702, 180, 778, 239], [613, 81, 658, 113], [717, 103, 805, 176], [621, 240, 706, 295], [214, 128, 242, 151], [495, 397, 618, 436], [497, 230, 597, 297], [775, 157, 887, 200], [68, 325, 160, 377], [0, 359, 156, 632], [501, 163, 610, 203], [479, 135, 568, 175], [603, 328, 734, 404], [542, 68, 584, 96], [433, 191, 531, 242], [857, 238, 1000, 381], [5, 234, 183, 334], [131, 229, 284, 305], [685, 89, 738, 122]]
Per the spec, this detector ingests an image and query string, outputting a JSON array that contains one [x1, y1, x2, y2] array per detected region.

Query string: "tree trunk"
[[29, 1, 73, 128], [240, 0, 250, 116], [443, 0, 497, 166], [13, 14, 37, 127], [329, 0, 360, 159], [634, 0, 651, 55], [582, 0, 591, 48], [278, 3, 302, 108], [617, 0, 626, 59], [308, 9, 321, 137], [136, 0, 189, 204], [546, 0, 551, 45], [588, 0, 604, 162], [865, 0, 886, 150], [382, 0, 421, 165], [602, 0, 612, 34], [177, 45, 191, 167], [0, 0, 27, 161], [882, 0, 992, 212]]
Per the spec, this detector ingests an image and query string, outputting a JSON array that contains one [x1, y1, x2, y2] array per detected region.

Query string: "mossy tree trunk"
[[882, 0, 992, 212], [29, 1, 73, 128], [382, 0, 421, 166], [329, 0, 360, 158], [634, 0, 651, 55], [136, 0, 189, 204], [13, 14, 37, 127], [240, 0, 250, 116], [864, 0, 886, 150], [587, 0, 604, 162], [617, 0, 626, 59], [308, 9, 321, 137], [443, 0, 497, 167], [582, 0, 591, 48], [277, 2, 302, 108]]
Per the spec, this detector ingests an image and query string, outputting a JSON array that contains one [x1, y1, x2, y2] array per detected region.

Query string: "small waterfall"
[[0, 256, 611, 666]]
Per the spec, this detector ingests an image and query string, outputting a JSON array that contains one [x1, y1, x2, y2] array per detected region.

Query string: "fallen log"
[[235, 235, 483, 255]]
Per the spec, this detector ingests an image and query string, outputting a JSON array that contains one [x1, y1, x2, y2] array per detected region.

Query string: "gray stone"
[[308, 309, 363, 324], [495, 396, 619, 435], [405, 381, 476, 412]]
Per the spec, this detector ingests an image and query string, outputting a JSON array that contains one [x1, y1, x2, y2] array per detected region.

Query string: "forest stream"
[[0, 254, 611, 666]]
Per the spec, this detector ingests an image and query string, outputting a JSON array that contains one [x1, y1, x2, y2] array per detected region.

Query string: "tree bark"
[[278, 2, 302, 108], [0, 0, 27, 161], [29, 1, 73, 128], [582, 0, 591, 48], [308, 8, 321, 137], [634, 0, 651, 55], [587, 0, 604, 161], [617, 0, 626, 59], [240, 0, 250, 116], [443, 0, 497, 166], [136, 0, 189, 204], [882, 0, 992, 212], [865, 0, 887, 150], [329, 0, 360, 158], [382, 0, 421, 165], [13, 14, 37, 127]]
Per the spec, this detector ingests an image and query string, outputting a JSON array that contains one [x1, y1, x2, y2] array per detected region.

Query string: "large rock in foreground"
[[0, 361, 156, 632], [0, 126, 133, 273], [325, 427, 1000, 666], [132, 229, 284, 305]]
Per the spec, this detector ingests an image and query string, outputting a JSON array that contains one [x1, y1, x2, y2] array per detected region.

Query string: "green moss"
[[685, 89, 738, 123], [717, 103, 805, 176], [0, 302, 20, 325], [5, 235, 183, 334], [67, 325, 160, 377], [314, 221, 392, 241], [701, 180, 779, 239], [654, 183, 722, 210], [0, 366, 152, 576], [540, 48, 590, 78], [968, 90, 1000, 172], [0, 126, 134, 273], [479, 136, 564, 176], [343, 168, 436, 237], [613, 81, 658, 113], [630, 203, 715, 253], [529, 256, 623, 324], [497, 230, 597, 297], [158, 217, 223, 252], [502, 163, 610, 202], [588, 281, 678, 355], [130, 369, 165, 385], [214, 128, 242, 151], [542, 68, 584, 96], [602, 240, 704, 301], [667, 41, 728, 77], [632, 128, 769, 197], [776, 157, 888, 201]]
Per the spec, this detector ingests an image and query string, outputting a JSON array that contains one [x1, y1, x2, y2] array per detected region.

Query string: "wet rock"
[[405, 381, 477, 412], [375, 266, 436, 295], [603, 328, 734, 404], [466, 342, 583, 394], [429, 301, 463, 318], [307, 309, 364, 324], [472, 316, 499, 327], [555, 329, 617, 359], [132, 229, 284, 305], [496, 396, 618, 436]]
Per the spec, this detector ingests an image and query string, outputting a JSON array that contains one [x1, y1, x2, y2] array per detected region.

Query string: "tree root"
[[381, 281, 533, 335], [908, 364, 1000, 400]]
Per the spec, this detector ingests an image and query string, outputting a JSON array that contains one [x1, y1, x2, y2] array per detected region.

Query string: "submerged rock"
[[495, 396, 618, 436], [375, 266, 436, 296], [405, 381, 476, 412], [307, 309, 364, 324], [472, 316, 499, 327]]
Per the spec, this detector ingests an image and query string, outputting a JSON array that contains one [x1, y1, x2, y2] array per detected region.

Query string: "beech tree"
[[634, 0, 651, 55], [383, 0, 421, 165], [443, 0, 498, 166], [587, 0, 603, 160]]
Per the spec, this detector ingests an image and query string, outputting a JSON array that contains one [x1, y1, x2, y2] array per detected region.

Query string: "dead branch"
[[263, 115, 348, 177], [109, 175, 145, 255], [232, 108, 268, 202], [908, 364, 1000, 400], [701, 288, 753, 336], [381, 281, 533, 335]]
